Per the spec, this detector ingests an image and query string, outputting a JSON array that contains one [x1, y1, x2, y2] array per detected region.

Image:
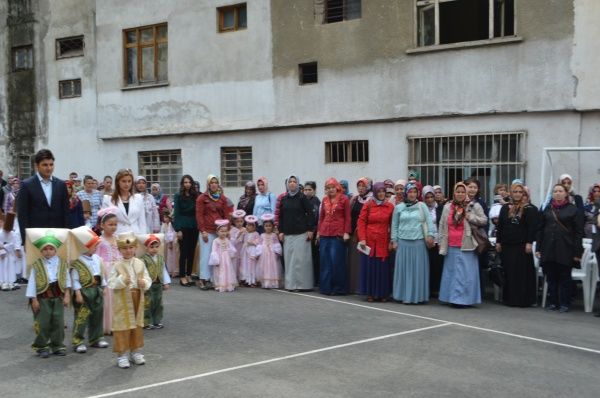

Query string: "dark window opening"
[[299, 62, 318, 85], [439, 0, 489, 45], [325, 0, 361, 23], [59, 79, 82, 99], [56, 36, 84, 59]]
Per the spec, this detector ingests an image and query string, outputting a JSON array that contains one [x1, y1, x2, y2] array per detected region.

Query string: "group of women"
[[100, 169, 598, 313]]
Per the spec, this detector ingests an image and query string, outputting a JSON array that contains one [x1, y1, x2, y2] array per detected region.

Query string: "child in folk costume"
[[96, 207, 122, 335], [69, 226, 109, 353], [24, 228, 71, 358], [160, 210, 179, 278], [208, 220, 238, 292], [229, 209, 246, 280], [137, 234, 171, 329], [107, 232, 152, 369], [0, 212, 22, 291], [239, 215, 260, 287], [256, 214, 283, 289]]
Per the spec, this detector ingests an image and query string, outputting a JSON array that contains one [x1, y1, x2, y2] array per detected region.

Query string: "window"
[[325, 140, 369, 163], [18, 155, 33, 178], [123, 23, 168, 86], [56, 36, 84, 59], [218, 3, 247, 32], [324, 0, 361, 23], [408, 132, 525, 203], [299, 62, 318, 85], [416, 0, 515, 47], [221, 147, 253, 187], [59, 79, 82, 99], [12, 45, 33, 71], [138, 150, 182, 195]]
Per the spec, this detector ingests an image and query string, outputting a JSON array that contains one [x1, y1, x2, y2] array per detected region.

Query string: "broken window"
[[59, 79, 82, 99], [325, 140, 369, 163], [324, 0, 361, 23], [56, 36, 84, 59], [12, 45, 33, 71], [218, 3, 247, 32], [123, 23, 168, 86], [416, 0, 515, 47]]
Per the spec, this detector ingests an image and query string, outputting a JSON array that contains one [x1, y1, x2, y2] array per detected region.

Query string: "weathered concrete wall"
[[0, 1, 9, 173], [572, 0, 600, 110]]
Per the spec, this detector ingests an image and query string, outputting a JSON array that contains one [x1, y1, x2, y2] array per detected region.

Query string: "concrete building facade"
[[0, 0, 599, 202]]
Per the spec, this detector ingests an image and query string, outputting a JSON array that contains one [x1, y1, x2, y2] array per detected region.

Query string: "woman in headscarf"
[[438, 182, 488, 308], [196, 175, 232, 290], [536, 184, 584, 312], [348, 177, 373, 294], [423, 185, 443, 297], [3, 177, 20, 213], [339, 180, 352, 199], [390, 179, 406, 206], [237, 181, 257, 215], [317, 178, 351, 295], [253, 177, 277, 234], [495, 181, 539, 307], [583, 183, 600, 238], [66, 180, 85, 229], [559, 174, 584, 210], [134, 176, 160, 233], [357, 182, 394, 302], [151, 183, 172, 223], [391, 182, 435, 304], [278, 175, 315, 291]]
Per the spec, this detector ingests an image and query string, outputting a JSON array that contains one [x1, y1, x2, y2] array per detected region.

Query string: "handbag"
[[419, 203, 434, 249], [467, 206, 491, 254]]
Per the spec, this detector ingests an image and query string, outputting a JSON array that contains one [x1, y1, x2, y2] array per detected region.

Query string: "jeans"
[[319, 236, 347, 295], [544, 262, 572, 308]]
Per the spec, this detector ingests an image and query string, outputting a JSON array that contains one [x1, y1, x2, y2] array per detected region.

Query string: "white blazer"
[[102, 194, 148, 235]]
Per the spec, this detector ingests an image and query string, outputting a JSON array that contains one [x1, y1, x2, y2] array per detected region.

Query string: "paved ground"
[[1, 283, 599, 398]]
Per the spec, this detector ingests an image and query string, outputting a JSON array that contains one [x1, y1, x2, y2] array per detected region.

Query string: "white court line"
[[275, 290, 600, 355], [86, 323, 451, 398]]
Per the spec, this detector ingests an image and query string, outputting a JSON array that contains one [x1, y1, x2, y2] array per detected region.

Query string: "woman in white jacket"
[[102, 169, 148, 235]]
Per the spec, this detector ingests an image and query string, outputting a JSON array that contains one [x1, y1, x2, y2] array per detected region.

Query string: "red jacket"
[[357, 200, 394, 259], [196, 193, 232, 233], [318, 194, 351, 237]]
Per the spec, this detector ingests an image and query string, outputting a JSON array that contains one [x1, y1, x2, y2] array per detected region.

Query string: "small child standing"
[[69, 226, 109, 353], [160, 211, 179, 278], [25, 228, 71, 358], [96, 207, 122, 335], [208, 220, 238, 292], [256, 214, 283, 289], [107, 232, 152, 369], [229, 209, 246, 281], [138, 234, 171, 329], [0, 212, 22, 291], [239, 215, 260, 287]]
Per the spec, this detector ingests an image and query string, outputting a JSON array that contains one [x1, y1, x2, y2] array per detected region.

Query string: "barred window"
[[325, 140, 369, 163], [59, 79, 82, 99], [324, 0, 361, 23], [124, 23, 168, 86], [408, 132, 525, 203], [218, 3, 247, 32], [18, 155, 33, 178], [12, 45, 33, 71], [56, 36, 84, 59], [138, 150, 182, 195], [221, 147, 253, 187]]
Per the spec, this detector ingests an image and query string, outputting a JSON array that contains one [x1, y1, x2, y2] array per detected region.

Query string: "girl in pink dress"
[[95, 207, 122, 335], [257, 214, 282, 289], [239, 215, 260, 287], [208, 220, 238, 292], [229, 210, 246, 282], [160, 212, 179, 277]]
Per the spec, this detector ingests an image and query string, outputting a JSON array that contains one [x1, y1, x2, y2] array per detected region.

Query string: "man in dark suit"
[[16, 149, 69, 249]]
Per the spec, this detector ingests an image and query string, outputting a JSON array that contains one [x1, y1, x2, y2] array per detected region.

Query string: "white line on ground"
[[85, 323, 452, 398], [275, 290, 600, 355]]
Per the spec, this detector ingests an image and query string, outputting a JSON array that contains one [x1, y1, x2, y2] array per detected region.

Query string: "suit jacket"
[[102, 193, 148, 235], [17, 175, 69, 244]]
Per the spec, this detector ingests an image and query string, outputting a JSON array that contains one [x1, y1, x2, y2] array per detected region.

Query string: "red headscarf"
[[323, 177, 342, 217]]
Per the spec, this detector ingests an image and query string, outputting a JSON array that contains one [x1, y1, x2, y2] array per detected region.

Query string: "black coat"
[[279, 192, 315, 235], [16, 175, 69, 244], [496, 204, 539, 245], [536, 203, 584, 267]]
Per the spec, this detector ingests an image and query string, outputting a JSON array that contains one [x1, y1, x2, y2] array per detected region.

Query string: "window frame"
[[55, 35, 85, 59], [137, 149, 182, 196], [220, 147, 253, 187], [325, 140, 369, 164], [58, 79, 82, 99], [323, 0, 362, 24], [299, 62, 318, 85], [123, 22, 168, 87], [217, 3, 247, 33], [414, 0, 517, 48], [12, 45, 33, 72]]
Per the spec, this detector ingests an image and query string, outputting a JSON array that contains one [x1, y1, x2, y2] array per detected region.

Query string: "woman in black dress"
[[495, 182, 538, 307]]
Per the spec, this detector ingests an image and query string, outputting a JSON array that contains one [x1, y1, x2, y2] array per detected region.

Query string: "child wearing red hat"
[[138, 234, 171, 330]]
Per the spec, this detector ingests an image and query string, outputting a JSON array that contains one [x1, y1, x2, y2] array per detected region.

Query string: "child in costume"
[[25, 228, 71, 358], [256, 214, 282, 289], [70, 226, 109, 353], [160, 211, 179, 278], [138, 234, 171, 329], [239, 215, 260, 287], [208, 220, 238, 292], [96, 207, 122, 335], [107, 232, 152, 369], [229, 209, 246, 281], [0, 212, 22, 290]]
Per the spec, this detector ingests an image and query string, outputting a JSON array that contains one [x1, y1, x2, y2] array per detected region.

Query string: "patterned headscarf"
[[451, 182, 469, 226], [206, 175, 222, 201]]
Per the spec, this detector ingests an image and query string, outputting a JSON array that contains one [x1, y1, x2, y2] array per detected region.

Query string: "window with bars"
[[324, 0, 362, 23], [56, 36, 84, 59], [12, 45, 33, 71], [218, 3, 247, 32], [221, 147, 253, 187], [325, 140, 369, 163], [416, 0, 515, 47], [123, 23, 168, 86], [59, 79, 82, 99], [18, 155, 33, 178], [299, 62, 318, 85], [407, 132, 525, 204], [138, 150, 182, 195]]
